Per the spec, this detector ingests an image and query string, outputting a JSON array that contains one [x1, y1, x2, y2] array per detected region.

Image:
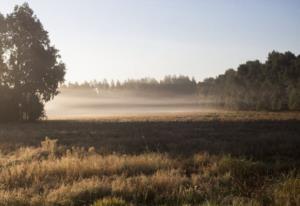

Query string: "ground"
[[0, 111, 299, 206]]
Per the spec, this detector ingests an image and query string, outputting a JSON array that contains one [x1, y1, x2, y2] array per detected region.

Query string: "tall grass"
[[0, 138, 298, 206]]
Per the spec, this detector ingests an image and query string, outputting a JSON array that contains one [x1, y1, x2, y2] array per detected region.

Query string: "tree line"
[[199, 51, 300, 110], [1, 4, 299, 122], [66, 51, 300, 111], [0, 3, 65, 121], [63, 75, 198, 96]]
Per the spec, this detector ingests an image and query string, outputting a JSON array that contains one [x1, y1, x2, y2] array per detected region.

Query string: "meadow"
[[0, 111, 299, 206]]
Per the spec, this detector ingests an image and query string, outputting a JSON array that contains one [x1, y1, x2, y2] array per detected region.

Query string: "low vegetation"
[[0, 137, 298, 206], [0, 113, 299, 205], [0, 2, 298, 205]]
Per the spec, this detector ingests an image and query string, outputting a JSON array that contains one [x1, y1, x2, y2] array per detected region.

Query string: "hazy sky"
[[1, 0, 300, 82]]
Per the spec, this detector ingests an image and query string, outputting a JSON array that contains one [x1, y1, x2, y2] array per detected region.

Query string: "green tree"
[[0, 3, 65, 121], [288, 84, 300, 110], [198, 51, 300, 111]]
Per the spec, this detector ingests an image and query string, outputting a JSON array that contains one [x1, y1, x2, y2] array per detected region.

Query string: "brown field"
[[0, 111, 299, 206]]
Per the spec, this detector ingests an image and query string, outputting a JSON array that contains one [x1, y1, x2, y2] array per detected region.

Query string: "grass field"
[[0, 111, 299, 206]]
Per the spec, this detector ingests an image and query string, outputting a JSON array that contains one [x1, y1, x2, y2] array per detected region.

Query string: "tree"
[[0, 3, 65, 121], [198, 51, 300, 111], [288, 87, 300, 110], [0, 13, 6, 82]]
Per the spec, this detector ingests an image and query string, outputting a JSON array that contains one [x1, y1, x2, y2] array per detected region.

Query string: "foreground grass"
[[0, 138, 298, 206], [0, 112, 299, 205]]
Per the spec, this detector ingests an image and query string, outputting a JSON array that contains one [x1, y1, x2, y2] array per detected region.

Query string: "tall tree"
[[0, 3, 65, 121], [198, 51, 300, 111]]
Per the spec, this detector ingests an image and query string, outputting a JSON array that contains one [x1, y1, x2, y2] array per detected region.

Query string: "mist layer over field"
[[45, 88, 213, 119]]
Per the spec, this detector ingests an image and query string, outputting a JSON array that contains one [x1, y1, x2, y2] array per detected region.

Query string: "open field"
[[0, 112, 299, 206]]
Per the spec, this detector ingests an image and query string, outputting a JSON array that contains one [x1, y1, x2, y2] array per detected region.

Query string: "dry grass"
[[0, 112, 299, 205], [0, 138, 298, 206]]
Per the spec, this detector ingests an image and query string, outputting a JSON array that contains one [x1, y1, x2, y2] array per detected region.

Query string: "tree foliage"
[[0, 3, 65, 121], [199, 51, 300, 111], [61, 51, 299, 111], [64, 75, 198, 96]]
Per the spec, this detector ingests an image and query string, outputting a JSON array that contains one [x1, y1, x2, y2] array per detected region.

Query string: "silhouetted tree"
[[199, 51, 300, 111], [0, 3, 65, 121], [65, 75, 198, 97]]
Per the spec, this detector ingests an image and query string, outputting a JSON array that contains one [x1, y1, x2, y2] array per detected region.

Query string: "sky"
[[0, 0, 300, 83]]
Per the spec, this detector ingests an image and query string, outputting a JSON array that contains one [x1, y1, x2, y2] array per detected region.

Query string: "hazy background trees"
[[0, 3, 65, 121], [199, 51, 300, 111], [63, 75, 197, 97], [1, 3, 299, 122], [63, 51, 300, 111]]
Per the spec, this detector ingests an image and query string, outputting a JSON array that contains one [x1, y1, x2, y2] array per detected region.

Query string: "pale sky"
[[1, 0, 300, 82]]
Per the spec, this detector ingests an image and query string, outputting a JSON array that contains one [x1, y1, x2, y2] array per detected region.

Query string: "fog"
[[45, 88, 212, 119]]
